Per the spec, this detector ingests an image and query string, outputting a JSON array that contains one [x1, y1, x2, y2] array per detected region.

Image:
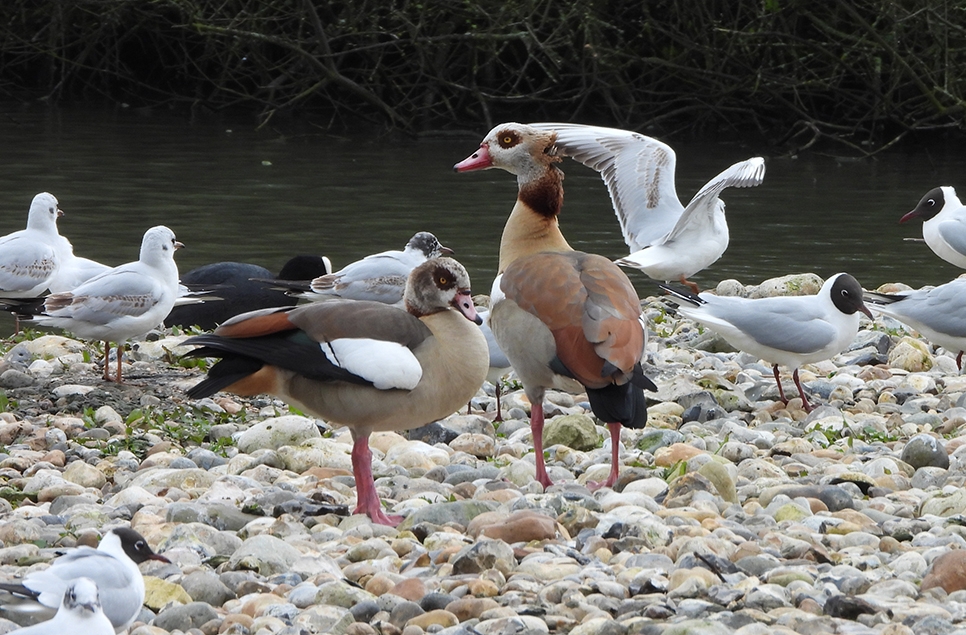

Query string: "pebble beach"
[[1, 273, 966, 635]]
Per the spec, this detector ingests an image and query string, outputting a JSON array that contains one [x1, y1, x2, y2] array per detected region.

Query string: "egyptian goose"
[[266, 231, 453, 306], [660, 273, 872, 412], [900, 186, 966, 269], [528, 123, 765, 293], [0, 527, 169, 632], [454, 123, 656, 490], [183, 257, 488, 525], [32, 226, 183, 382], [866, 277, 966, 370], [165, 255, 332, 330]]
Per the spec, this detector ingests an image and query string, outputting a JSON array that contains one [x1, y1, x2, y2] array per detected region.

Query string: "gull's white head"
[[61, 577, 102, 615], [26, 192, 63, 232], [139, 225, 184, 265]]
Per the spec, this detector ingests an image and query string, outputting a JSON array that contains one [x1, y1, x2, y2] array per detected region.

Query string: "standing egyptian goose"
[[455, 123, 656, 490], [183, 257, 488, 526], [33, 226, 183, 382], [527, 123, 765, 293]]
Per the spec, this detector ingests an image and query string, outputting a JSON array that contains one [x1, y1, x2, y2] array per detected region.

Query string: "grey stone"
[[759, 484, 854, 511], [153, 601, 219, 632], [407, 421, 459, 445], [451, 539, 516, 576], [542, 414, 599, 451], [227, 534, 302, 576], [180, 571, 235, 607], [397, 500, 498, 530], [389, 600, 425, 628], [901, 434, 949, 470], [637, 429, 686, 454], [0, 370, 33, 388]]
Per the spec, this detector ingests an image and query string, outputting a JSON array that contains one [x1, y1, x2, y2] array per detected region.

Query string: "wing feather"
[[530, 122, 684, 250]]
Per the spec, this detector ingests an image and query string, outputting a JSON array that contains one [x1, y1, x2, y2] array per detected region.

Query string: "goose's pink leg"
[[588, 422, 622, 490], [531, 400, 553, 488], [351, 432, 402, 526]]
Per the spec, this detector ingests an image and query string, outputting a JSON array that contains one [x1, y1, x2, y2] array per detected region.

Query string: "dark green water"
[[0, 105, 962, 336]]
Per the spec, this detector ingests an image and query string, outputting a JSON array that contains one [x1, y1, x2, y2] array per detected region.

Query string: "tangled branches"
[[1, 0, 965, 154]]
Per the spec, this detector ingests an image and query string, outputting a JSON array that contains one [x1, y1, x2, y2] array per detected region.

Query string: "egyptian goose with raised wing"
[[455, 123, 656, 490], [528, 123, 765, 293], [183, 257, 488, 525]]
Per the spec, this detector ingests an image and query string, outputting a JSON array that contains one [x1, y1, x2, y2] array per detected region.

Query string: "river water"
[[0, 105, 962, 333]]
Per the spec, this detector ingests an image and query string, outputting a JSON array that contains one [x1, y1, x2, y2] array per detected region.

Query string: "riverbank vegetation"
[[2, 1, 965, 154]]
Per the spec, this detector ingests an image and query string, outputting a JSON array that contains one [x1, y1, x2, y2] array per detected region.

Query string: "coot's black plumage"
[[165, 255, 330, 330]]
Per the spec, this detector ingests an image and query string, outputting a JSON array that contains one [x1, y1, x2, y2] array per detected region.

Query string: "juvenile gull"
[[529, 122, 765, 292], [0, 528, 169, 632], [3, 578, 113, 635], [32, 226, 183, 382], [267, 231, 452, 306]]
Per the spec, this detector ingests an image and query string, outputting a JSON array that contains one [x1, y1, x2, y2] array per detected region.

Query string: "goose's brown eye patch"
[[498, 131, 520, 148]]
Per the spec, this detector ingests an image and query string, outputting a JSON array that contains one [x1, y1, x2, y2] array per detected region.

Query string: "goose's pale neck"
[[498, 169, 571, 272]]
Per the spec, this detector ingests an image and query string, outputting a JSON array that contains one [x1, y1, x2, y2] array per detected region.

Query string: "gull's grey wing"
[[702, 296, 837, 354], [530, 122, 685, 251], [311, 274, 407, 304], [0, 240, 57, 293], [872, 280, 966, 337], [46, 269, 165, 321], [936, 219, 966, 258], [661, 157, 766, 244]]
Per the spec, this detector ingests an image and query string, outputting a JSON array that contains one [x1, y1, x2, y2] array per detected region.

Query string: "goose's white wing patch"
[[321, 338, 422, 390]]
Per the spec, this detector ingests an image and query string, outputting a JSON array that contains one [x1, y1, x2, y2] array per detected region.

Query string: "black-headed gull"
[[165, 255, 331, 330], [866, 278, 966, 370], [0, 193, 70, 299], [454, 122, 657, 490], [900, 186, 966, 269], [32, 226, 183, 382], [2, 578, 114, 635], [274, 231, 453, 306], [0, 527, 169, 632], [661, 273, 873, 412], [528, 123, 765, 293], [183, 258, 488, 526]]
